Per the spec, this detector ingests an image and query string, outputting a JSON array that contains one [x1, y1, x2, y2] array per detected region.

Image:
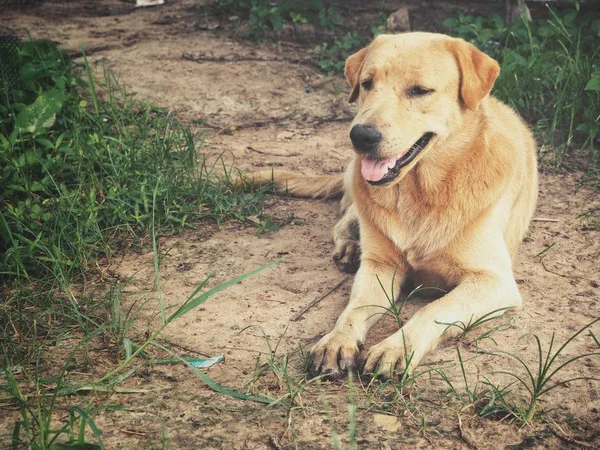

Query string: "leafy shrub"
[[0, 41, 266, 281], [444, 7, 600, 167], [315, 31, 363, 77], [217, 0, 339, 39]]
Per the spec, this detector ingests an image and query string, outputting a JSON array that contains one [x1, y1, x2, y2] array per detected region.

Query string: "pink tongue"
[[361, 156, 398, 182]]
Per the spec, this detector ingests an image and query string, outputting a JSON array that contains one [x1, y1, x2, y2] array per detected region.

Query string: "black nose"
[[350, 125, 382, 153]]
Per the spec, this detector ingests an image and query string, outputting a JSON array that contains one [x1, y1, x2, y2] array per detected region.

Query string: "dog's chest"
[[358, 175, 461, 260], [368, 199, 443, 257]]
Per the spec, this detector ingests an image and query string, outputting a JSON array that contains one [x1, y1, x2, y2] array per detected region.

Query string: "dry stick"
[[547, 416, 594, 448], [204, 114, 297, 135], [181, 52, 316, 67], [457, 415, 479, 450], [531, 217, 560, 222], [421, 358, 453, 367], [291, 277, 348, 321], [246, 146, 300, 157], [155, 337, 211, 357], [203, 114, 353, 134], [540, 256, 595, 283], [68, 45, 118, 59], [268, 436, 284, 450], [121, 429, 147, 436]]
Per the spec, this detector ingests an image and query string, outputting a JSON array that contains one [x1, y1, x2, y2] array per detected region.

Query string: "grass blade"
[[168, 260, 279, 322]]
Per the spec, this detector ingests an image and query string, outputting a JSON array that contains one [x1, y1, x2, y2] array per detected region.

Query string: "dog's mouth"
[[361, 132, 435, 186]]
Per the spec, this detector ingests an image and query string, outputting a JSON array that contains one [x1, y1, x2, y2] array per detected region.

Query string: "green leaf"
[[123, 338, 133, 359], [592, 19, 600, 37], [50, 443, 101, 450], [168, 260, 279, 322], [15, 89, 65, 136], [30, 182, 45, 193], [490, 13, 504, 30], [35, 137, 55, 149], [269, 9, 283, 30], [0, 210, 14, 246], [0, 133, 9, 149], [585, 73, 600, 92], [444, 18, 458, 28], [188, 364, 272, 404]]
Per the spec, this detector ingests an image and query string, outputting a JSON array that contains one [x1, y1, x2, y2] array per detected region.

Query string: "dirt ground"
[[2, 1, 600, 449]]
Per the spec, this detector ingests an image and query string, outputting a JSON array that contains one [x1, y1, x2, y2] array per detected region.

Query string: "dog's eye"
[[361, 79, 373, 91], [408, 85, 434, 97]]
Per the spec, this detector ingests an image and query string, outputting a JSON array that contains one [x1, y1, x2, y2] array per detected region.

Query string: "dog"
[[242, 32, 538, 378]]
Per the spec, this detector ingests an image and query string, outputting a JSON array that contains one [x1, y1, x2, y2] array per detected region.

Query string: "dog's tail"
[[237, 170, 344, 199]]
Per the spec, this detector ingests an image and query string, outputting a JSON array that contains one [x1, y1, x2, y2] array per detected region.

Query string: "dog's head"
[[345, 33, 500, 186]]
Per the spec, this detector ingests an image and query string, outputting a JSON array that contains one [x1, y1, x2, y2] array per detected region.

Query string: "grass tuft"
[[0, 39, 270, 364], [444, 6, 600, 168]]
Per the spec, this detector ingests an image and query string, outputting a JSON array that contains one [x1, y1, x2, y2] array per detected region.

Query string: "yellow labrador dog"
[[243, 32, 538, 378]]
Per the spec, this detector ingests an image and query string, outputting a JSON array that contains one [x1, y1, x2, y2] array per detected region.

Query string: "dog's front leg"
[[363, 270, 522, 378], [332, 203, 361, 273], [309, 235, 406, 378]]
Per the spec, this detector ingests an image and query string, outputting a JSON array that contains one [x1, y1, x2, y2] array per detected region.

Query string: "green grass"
[[444, 6, 600, 169], [0, 40, 271, 364], [315, 31, 364, 77], [216, 0, 340, 39], [437, 318, 600, 425], [0, 42, 267, 281], [3, 256, 279, 449], [0, 38, 276, 449], [216, 0, 387, 78], [485, 317, 600, 423]]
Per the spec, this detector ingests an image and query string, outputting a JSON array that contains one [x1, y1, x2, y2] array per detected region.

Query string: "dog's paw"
[[361, 332, 423, 380], [308, 331, 362, 379], [332, 239, 361, 273]]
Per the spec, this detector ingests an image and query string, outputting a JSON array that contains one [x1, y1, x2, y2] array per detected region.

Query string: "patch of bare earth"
[[2, 1, 599, 448]]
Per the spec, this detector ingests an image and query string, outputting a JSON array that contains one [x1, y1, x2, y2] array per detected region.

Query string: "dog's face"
[[346, 33, 500, 186]]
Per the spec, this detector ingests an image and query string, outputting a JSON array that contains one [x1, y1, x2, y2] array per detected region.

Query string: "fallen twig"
[[268, 436, 284, 450], [540, 257, 595, 283], [122, 429, 148, 436], [532, 217, 560, 222], [547, 416, 594, 448], [291, 277, 348, 321], [457, 415, 479, 450], [182, 52, 316, 67], [200, 114, 352, 133], [68, 45, 118, 59], [246, 146, 300, 157]]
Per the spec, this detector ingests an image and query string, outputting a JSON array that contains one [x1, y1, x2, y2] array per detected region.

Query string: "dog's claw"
[[333, 239, 361, 273], [362, 332, 419, 380], [308, 332, 361, 379]]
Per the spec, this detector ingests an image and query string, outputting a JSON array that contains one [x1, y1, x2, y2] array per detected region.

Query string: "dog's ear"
[[451, 39, 500, 110], [345, 46, 369, 103]]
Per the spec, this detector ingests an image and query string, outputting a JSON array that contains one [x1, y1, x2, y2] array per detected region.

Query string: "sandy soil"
[[2, 1, 599, 449]]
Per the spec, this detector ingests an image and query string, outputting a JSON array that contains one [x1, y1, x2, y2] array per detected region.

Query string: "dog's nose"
[[350, 125, 382, 153]]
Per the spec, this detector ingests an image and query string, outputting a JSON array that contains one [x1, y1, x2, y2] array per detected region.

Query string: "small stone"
[[387, 8, 411, 32]]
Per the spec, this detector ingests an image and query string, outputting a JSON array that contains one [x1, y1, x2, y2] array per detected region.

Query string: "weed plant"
[[217, 0, 340, 39], [0, 40, 270, 363], [0, 37, 277, 449], [3, 254, 277, 448], [445, 7, 600, 167], [439, 318, 600, 424]]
